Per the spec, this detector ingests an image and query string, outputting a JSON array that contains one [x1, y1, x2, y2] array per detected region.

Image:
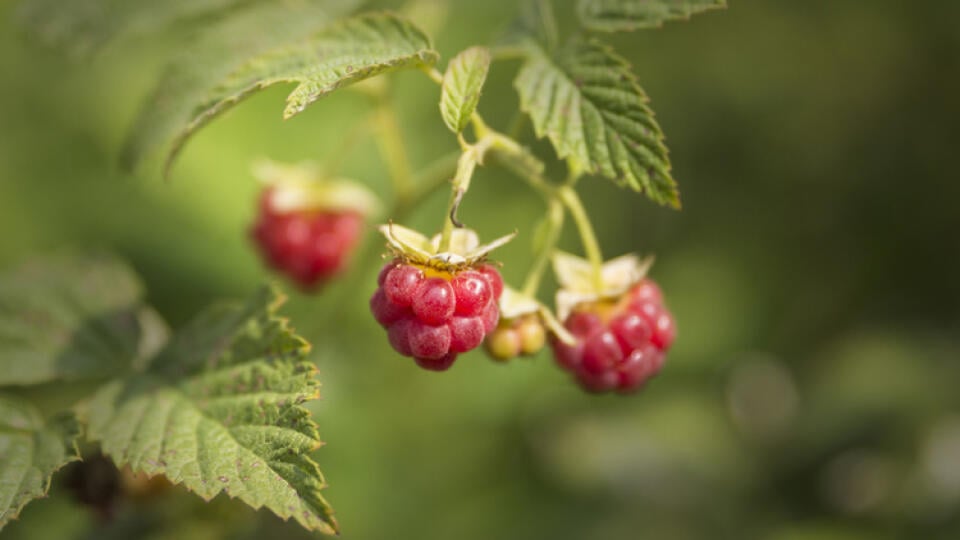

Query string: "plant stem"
[[437, 145, 483, 252], [522, 197, 563, 298], [558, 185, 605, 291]]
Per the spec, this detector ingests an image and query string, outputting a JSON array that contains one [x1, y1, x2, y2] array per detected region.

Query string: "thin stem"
[[558, 186, 605, 291], [522, 197, 564, 298], [438, 146, 480, 252], [374, 98, 414, 198]]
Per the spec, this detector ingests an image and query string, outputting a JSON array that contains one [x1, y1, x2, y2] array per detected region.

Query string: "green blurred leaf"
[[577, 0, 727, 32], [83, 286, 337, 534], [15, 0, 264, 57], [0, 394, 79, 529], [514, 38, 678, 206], [440, 47, 491, 134], [121, 9, 437, 176], [0, 253, 168, 386]]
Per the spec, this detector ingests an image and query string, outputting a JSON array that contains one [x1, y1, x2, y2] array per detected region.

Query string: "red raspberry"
[[370, 259, 502, 371], [550, 278, 676, 393], [250, 188, 364, 290]]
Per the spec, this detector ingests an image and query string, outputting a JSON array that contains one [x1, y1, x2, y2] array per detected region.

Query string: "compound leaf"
[[0, 394, 79, 529], [0, 253, 168, 386], [514, 38, 678, 206], [84, 286, 337, 534], [121, 9, 437, 176], [578, 0, 727, 32], [440, 46, 491, 134]]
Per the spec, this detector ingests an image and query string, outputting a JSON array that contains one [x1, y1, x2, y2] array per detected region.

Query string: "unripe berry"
[[517, 318, 546, 356], [485, 328, 521, 361]]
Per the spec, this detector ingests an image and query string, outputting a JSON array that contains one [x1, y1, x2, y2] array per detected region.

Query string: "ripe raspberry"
[[550, 278, 675, 393], [250, 188, 365, 290], [371, 259, 502, 371]]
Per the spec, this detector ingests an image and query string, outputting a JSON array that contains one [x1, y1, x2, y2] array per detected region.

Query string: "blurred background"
[[2, 1, 959, 539]]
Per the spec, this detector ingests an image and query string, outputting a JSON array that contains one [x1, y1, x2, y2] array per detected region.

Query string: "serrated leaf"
[[514, 38, 679, 207], [578, 0, 727, 32], [119, 1, 357, 174], [0, 395, 79, 529], [15, 0, 265, 58], [122, 9, 437, 176], [0, 253, 169, 386], [84, 286, 337, 534], [440, 47, 491, 134]]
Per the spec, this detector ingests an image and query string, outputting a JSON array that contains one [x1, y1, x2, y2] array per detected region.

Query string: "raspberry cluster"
[[250, 189, 364, 289], [485, 315, 546, 361], [370, 260, 504, 371], [551, 279, 675, 393]]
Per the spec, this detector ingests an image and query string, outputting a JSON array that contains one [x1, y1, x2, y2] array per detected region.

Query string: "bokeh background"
[[2, 1, 959, 539]]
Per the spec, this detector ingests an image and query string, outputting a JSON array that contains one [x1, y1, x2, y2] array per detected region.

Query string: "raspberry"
[[483, 315, 546, 361], [550, 278, 676, 393], [250, 188, 364, 289], [371, 259, 503, 371], [477, 264, 504, 300]]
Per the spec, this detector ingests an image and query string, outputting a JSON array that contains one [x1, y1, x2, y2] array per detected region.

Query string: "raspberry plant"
[[4, 0, 726, 535]]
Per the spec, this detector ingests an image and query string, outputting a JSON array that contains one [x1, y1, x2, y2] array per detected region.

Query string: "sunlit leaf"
[[515, 38, 678, 206], [440, 47, 491, 134], [121, 9, 437, 176]]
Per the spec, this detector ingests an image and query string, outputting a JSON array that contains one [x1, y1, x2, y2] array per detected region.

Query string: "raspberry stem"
[[522, 198, 564, 298], [558, 186, 605, 292]]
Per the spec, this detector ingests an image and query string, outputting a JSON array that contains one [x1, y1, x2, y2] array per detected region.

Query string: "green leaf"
[[84, 287, 338, 534], [440, 47, 491, 134], [514, 38, 679, 206], [578, 0, 727, 32], [15, 0, 265, 58], [0, 394, 79, 529], [0, 253, 169, 386], [121, 9, 437, 176]]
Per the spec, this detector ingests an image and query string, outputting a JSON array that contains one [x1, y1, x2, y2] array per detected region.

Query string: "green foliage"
[[514, 38, 678, 206], [121, 8, 437, 176], [0, 253, 167, 386], [0, 394, 79, 527], [84, 286, 336, 534], [0, 252, 334, 534], [15, 0, 263, 57], [440, 47, 491, 134], [578, 0, 727, 32]]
